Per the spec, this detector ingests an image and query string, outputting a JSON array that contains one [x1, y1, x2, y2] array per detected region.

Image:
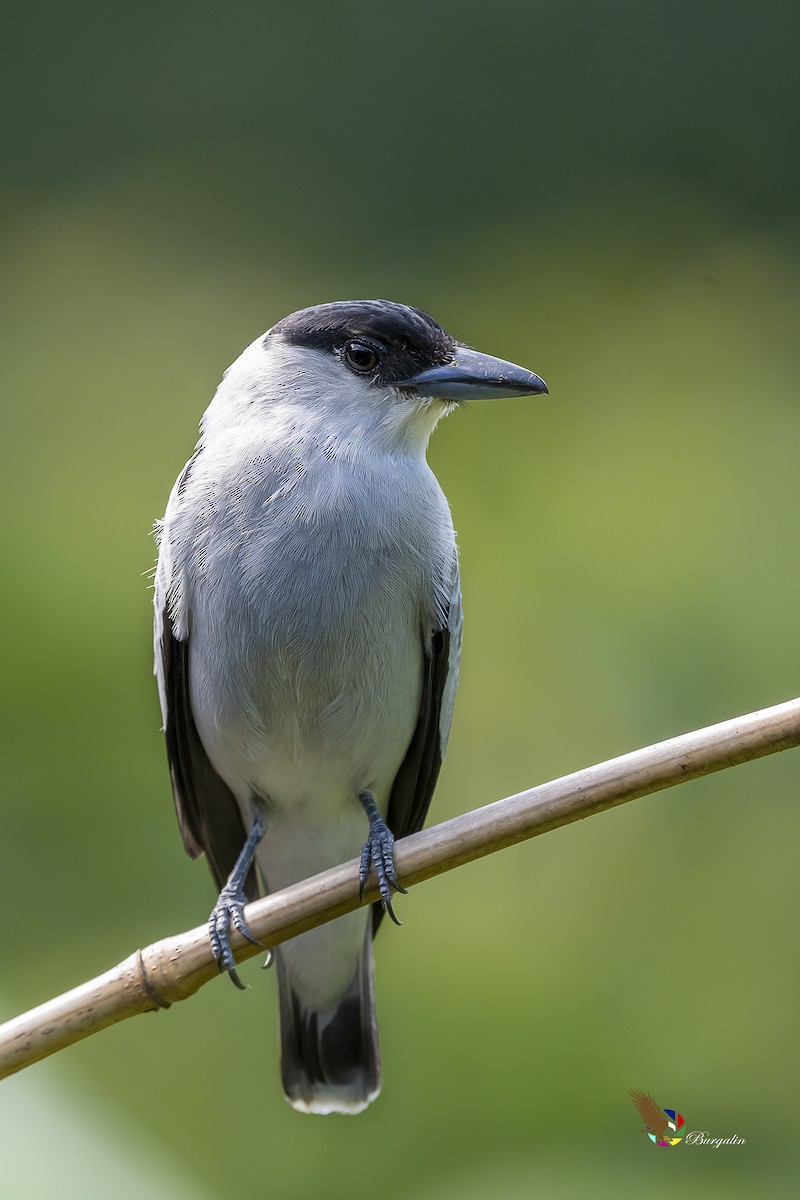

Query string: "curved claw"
[[208, 884, 264, 988], [358, 793, 407, 923]]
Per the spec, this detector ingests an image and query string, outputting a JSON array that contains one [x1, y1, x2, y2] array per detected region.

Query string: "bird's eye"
[[343, 340, 380, 374]]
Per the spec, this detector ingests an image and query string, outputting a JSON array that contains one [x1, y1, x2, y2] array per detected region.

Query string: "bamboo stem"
[[1, 695, 798, 1081]]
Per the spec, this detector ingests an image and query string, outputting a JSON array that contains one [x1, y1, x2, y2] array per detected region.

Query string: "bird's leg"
[[358, 790, 407, 926], [208, 806, 266, 990]]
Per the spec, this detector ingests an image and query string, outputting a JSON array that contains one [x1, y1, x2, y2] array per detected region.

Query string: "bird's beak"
[[398, 347, 548, 401]]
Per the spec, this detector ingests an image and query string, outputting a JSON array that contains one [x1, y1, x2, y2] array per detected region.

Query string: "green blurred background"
[[1, 1, 798, 1196]]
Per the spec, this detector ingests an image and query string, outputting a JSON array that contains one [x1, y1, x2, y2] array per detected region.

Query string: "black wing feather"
[[376, 612, 456, 934], [386, 626, 451, 843], [160, 610, 258, 901]]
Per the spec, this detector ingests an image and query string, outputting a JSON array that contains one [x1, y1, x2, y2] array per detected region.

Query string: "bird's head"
[[206, 300, 548, 454]]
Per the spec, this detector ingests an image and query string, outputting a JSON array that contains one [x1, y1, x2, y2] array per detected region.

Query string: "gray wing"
[[153, 463, 258, 900], [380, 559, 462, 929]]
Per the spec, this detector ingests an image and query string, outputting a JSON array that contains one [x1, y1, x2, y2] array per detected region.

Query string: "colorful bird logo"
[[630, 1090, 685, 1146]]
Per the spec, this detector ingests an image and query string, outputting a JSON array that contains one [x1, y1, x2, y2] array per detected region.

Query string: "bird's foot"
[[358, 791, 407, 925], [208, 884, 264, 990], [208, 806, 267, 989]]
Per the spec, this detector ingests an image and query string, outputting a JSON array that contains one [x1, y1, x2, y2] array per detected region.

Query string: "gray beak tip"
[[400, 350, 549, 403]]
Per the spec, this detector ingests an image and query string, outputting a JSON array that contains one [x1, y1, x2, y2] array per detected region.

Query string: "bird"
[[153, 299, 547, 1114], [630, 1090, 671, 1139]]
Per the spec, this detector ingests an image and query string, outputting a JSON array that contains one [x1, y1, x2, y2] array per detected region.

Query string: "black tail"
[[276, 932, 381, 1114]]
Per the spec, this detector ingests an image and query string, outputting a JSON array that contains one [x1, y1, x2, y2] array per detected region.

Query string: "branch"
[[2, 696, 799, 1081]]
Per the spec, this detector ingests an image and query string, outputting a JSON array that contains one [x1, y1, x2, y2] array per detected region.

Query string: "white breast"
[[167, 421, 455, 818]]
